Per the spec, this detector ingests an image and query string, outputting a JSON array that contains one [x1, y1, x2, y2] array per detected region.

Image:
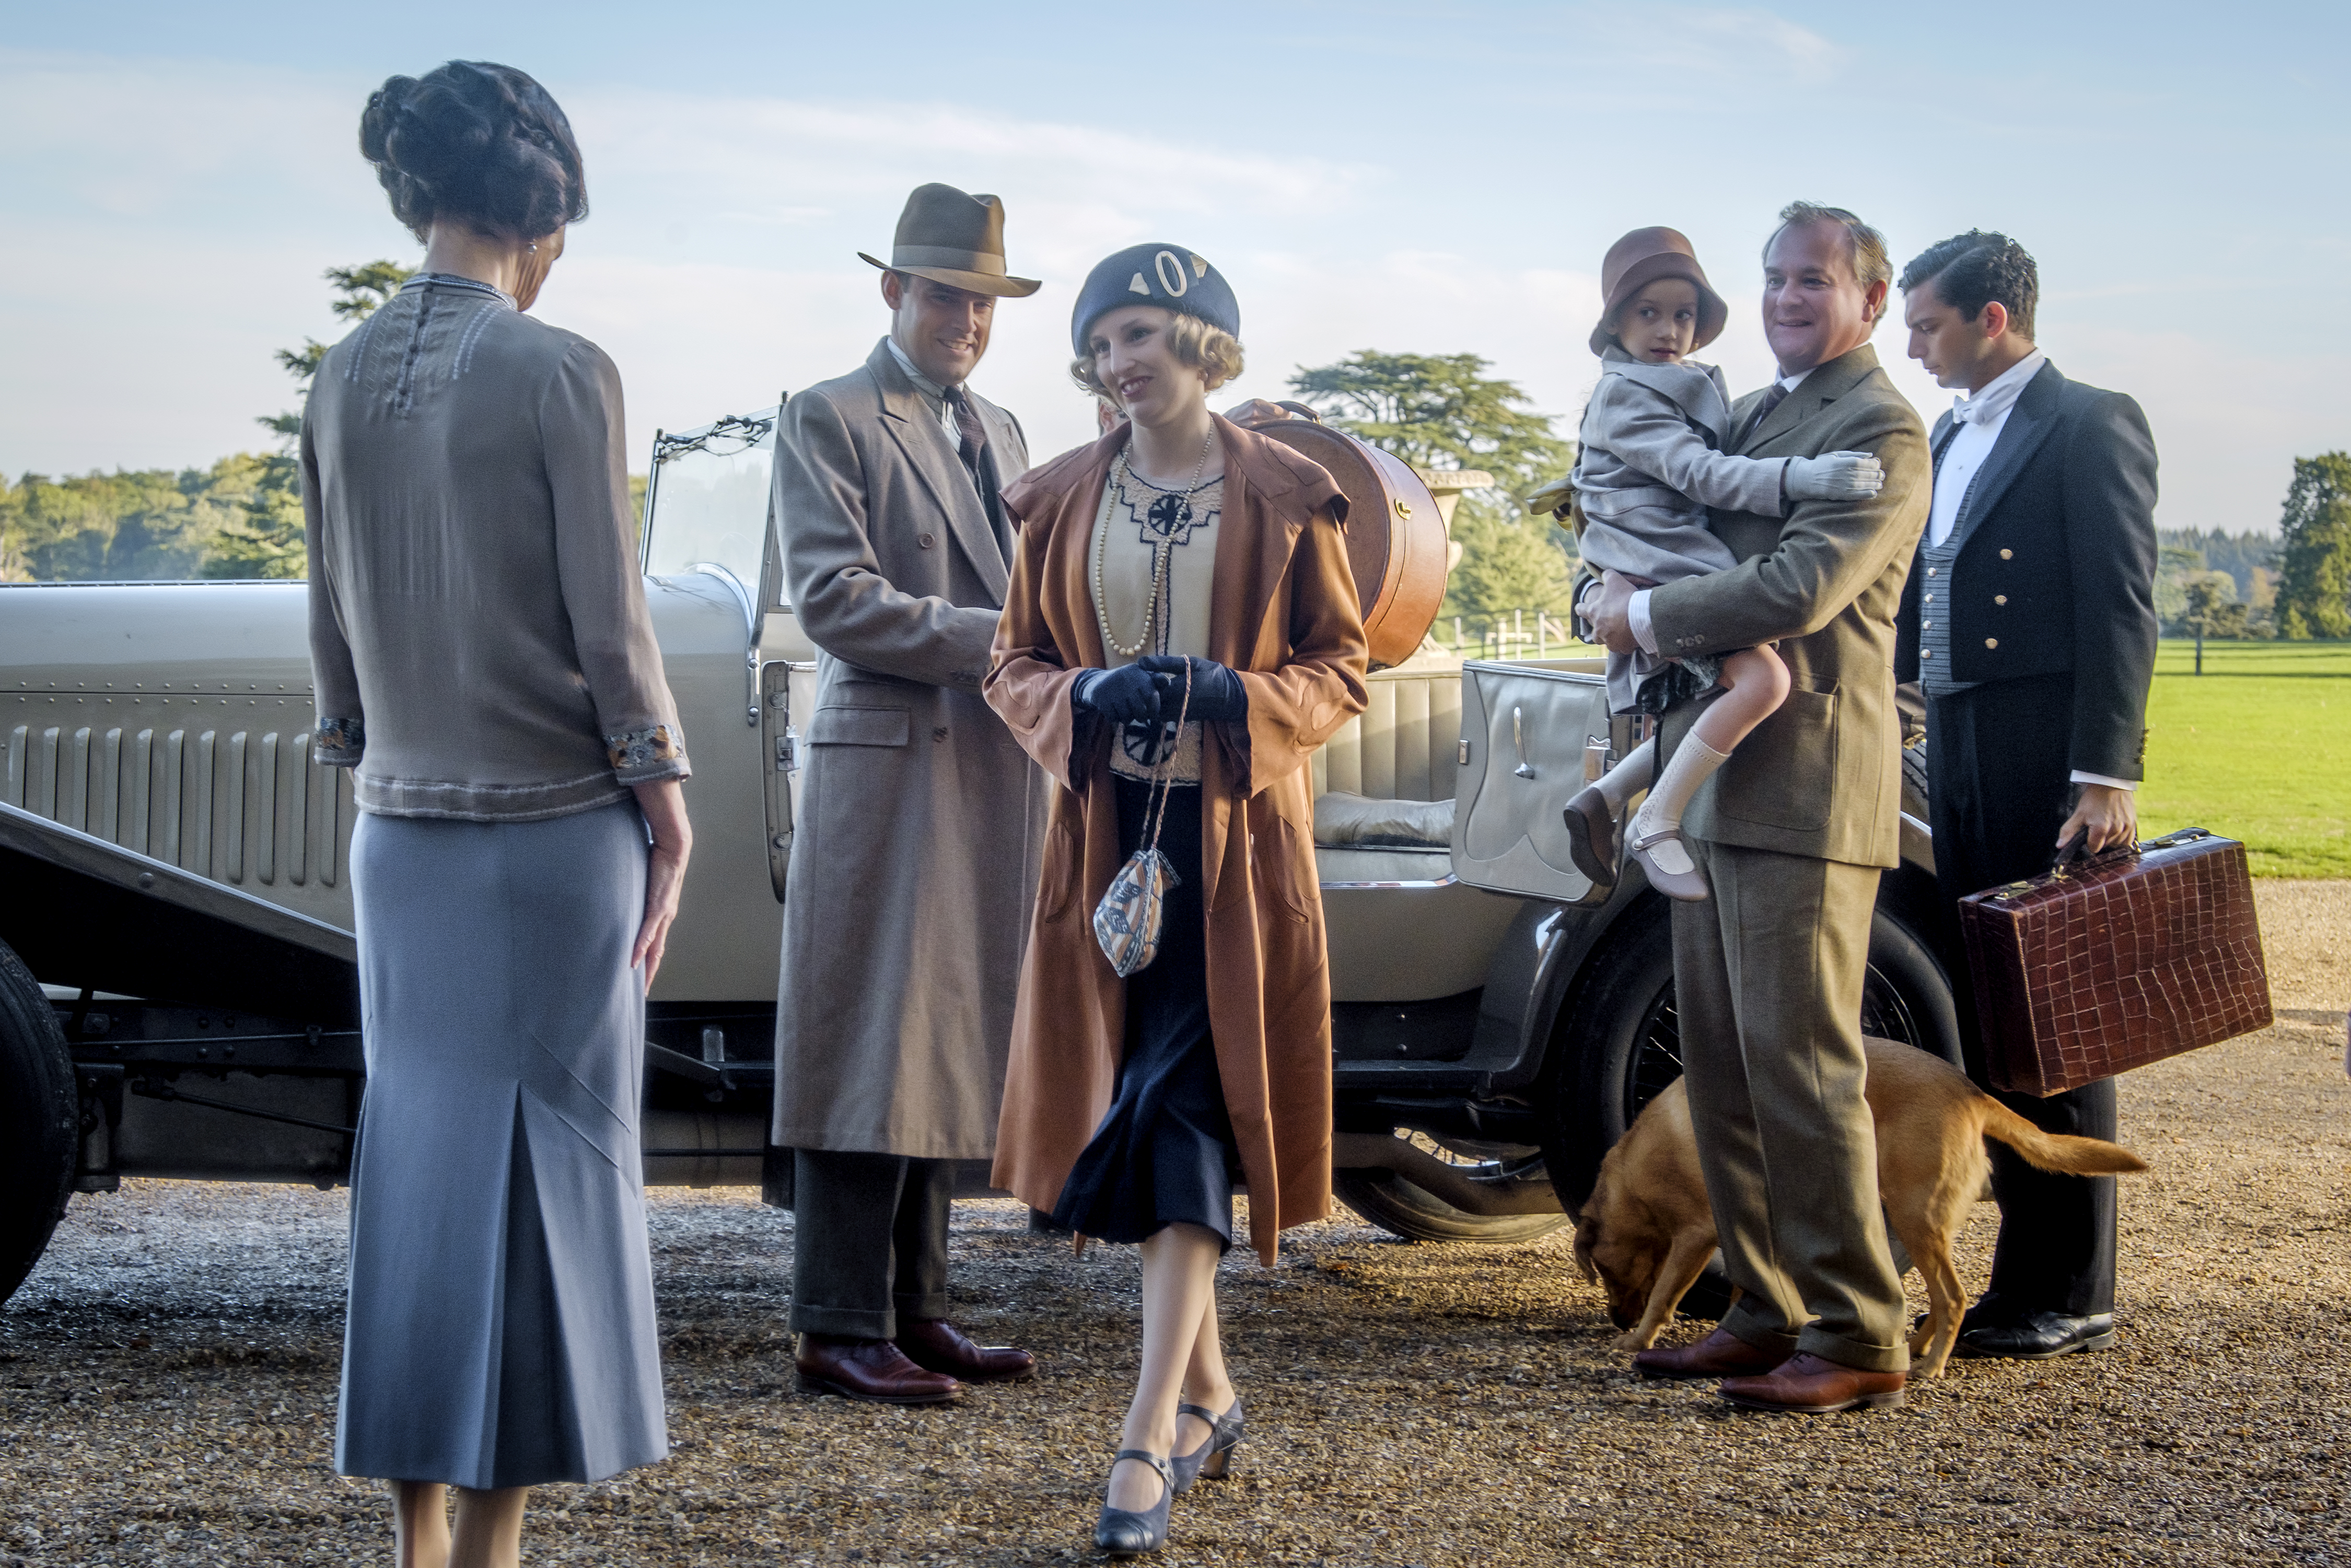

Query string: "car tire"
[[1331, 1168, 1570, 1245], [0, 938, 78, 1306]]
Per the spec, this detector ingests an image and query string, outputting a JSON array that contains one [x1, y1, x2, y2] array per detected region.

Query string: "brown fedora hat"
[[859, 182, 1041, 298], [1589, 226, 1727, 355]]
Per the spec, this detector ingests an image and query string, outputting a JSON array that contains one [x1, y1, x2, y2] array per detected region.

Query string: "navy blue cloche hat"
[[1071, 243, 1241, 356]]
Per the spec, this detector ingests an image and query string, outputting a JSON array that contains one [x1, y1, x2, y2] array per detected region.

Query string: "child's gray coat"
[[1572, 345, 1790, 713]]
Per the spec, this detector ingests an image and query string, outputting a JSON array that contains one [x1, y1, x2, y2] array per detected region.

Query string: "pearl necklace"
[[1093, 431, 1216, 660]]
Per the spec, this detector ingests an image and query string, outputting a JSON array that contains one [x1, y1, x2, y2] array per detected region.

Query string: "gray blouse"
[[301, 273, 689, 821]]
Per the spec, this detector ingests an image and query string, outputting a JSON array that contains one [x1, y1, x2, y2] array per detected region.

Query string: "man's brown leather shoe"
[[796, 1334, 962, 1404], [895, 1318, 1036, 1383], [1719, 1352, 1906, 1414], [1631, 1326, 1783, 1379]]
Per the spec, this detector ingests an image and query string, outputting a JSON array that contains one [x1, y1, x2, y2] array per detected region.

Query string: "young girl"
[[1561, 226, 1884, 900]]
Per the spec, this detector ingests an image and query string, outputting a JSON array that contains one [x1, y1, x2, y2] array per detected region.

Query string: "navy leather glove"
[[1072, 663, 1162, 724], [1136, 654, 1249, 723]]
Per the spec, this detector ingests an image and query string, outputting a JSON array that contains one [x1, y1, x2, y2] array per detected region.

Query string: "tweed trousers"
[[1670, 838, 1911, 1373]]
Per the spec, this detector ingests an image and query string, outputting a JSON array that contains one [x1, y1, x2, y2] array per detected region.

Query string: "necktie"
[[943, 385, 988, 485], [943, 386, 1012, 560], [1736, 381, 1791, 449]]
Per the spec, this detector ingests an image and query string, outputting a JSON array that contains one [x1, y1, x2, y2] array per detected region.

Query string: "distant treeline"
[[1, 462, 649, 584]]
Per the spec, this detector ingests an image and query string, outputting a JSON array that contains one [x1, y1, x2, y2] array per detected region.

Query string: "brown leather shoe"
[[796, 1334, 963, 1404], [1562, 784, 1622, 886], [1631, 1326, 1783, 1379], [896, 1317, 1037, 1383], [1719, 1352, 1906, 1414]]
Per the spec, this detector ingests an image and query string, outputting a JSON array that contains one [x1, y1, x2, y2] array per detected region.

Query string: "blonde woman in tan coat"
[[984, 245, 1367, 1557]]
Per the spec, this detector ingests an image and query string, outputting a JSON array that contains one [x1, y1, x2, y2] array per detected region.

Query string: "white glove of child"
[[1784, 451, 1885, 501]]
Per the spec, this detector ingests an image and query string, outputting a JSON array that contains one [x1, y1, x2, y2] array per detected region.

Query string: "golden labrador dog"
[[1572, 1039, 2148, 1377]]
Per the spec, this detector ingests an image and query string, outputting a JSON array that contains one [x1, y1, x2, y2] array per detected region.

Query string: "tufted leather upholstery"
[[1311, 668, 1463, 805]]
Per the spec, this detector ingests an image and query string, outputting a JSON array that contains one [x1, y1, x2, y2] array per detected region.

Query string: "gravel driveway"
[[4, 884, 2345, 1567]]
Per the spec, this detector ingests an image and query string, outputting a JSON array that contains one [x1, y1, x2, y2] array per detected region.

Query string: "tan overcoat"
[[983, 416, 1369, 1264], [769, 340, 1048, 1160]]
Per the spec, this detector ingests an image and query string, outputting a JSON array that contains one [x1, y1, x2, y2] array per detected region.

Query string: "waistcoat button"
[[1999, 548, 2013, 560], [1994, 594, 2007, 605], [1985, 637, 1999, 649]]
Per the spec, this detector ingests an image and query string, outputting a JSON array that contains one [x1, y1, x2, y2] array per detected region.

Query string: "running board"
[[1331, 1131, 1565, 1216]]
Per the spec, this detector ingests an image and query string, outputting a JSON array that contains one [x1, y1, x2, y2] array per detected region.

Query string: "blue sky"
[[4, 2, 2344, 533]]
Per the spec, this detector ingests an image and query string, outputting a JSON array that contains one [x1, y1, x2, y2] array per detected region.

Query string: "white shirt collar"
[[1775, 366, 1811, 394], [1951, 349, 2047, 427], [886, 336, 954, 401]]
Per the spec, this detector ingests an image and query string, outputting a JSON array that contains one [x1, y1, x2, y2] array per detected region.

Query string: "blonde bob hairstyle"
[[1070, 310, 1246, 404]]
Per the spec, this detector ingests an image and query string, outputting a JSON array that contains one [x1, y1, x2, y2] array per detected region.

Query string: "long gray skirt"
[[336, 802, 668, 1489]]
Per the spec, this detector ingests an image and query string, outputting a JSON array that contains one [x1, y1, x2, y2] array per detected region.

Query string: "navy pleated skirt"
[[1051, 775, 1238, 1250], [337, 802, 669, 1489]]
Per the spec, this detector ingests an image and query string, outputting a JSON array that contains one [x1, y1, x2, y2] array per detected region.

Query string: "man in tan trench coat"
[[1587, 202, 1930, 1414], [770, 184, 1049, 1405]]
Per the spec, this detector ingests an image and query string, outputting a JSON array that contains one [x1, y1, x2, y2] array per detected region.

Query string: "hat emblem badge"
[[1128, 272, 1150, 296], [1154, 250, 1190, 297]]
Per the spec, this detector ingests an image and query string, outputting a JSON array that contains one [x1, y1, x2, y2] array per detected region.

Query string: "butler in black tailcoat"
[[1894, 231, 2159, 1360]]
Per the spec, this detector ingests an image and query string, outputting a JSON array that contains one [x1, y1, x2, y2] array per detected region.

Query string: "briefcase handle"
[[2049, 824, 2213, 879]]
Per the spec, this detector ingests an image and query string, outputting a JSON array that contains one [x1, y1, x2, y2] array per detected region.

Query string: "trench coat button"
[[918, 532, 937, 549], [1985, 637, 1999, 649], [1995, 594, 2008, 605], [1999, 548, 2013, 560]]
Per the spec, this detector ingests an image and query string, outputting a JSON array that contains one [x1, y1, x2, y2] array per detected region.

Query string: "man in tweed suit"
[[1587, 202, 1930, 1414]]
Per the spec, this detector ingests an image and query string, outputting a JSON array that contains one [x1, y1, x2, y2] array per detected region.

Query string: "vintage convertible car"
[[0, 405, 1955, 1304]]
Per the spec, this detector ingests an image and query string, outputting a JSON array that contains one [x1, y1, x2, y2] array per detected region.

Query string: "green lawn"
[[2139, 640, 2349, 877]]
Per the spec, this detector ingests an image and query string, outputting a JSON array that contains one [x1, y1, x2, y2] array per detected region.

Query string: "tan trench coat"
[[769, 340, 1048, 1160], [983, 416, 1370, 1263]]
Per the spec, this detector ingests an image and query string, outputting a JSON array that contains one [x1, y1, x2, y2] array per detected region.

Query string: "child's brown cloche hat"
[[1590, 226, 1728, 355]]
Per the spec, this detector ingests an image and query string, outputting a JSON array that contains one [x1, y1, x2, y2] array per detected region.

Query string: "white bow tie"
[[1951, 396, 1986, 426]]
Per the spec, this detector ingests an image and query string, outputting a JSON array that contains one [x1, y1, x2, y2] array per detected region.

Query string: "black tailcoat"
[[1897, 359, 2159, 1317]]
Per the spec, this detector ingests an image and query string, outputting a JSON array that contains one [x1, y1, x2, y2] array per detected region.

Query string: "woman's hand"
[[1135, 655, 1248, 722], [630, 778, 693, 986], [1074, 664, 1163, 723]]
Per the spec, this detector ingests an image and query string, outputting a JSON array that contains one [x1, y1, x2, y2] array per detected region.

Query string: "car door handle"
[[1512, 706, 1536, 779]]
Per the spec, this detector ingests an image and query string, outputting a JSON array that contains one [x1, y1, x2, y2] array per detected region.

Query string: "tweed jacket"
[[984, 417, 1370, 1265], [302, 275, 689, 820], [1892, 361, 2159, 781], [1643, 343, 1931, 869], [769, 339, 1048, 1160]]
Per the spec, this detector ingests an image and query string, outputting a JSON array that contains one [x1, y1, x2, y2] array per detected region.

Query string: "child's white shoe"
[[1627, 824, 1711, 901]]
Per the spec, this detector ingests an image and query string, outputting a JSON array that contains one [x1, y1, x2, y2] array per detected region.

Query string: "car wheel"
[[0, 938, 78, 1306], [1332, 1140, 1571, 1245]]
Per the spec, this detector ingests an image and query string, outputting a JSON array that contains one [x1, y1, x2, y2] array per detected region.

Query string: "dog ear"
[[1570, 1215, 1600, 1283]]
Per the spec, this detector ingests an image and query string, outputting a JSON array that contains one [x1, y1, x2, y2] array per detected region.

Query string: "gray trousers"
[[789, 1149, 952, 1339], [1671, 837, 1911, 1374]]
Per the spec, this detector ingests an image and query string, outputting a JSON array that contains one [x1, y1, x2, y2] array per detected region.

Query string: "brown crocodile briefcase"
[[1958, 828, 2273, 1097]]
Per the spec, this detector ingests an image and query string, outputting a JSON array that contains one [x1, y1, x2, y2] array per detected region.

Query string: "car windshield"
[[642, 409, 777, 601]]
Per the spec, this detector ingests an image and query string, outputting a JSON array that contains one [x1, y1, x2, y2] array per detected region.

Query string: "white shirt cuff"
[[2071, 771, 2137, 792], [1628, 590, 1659, 656]]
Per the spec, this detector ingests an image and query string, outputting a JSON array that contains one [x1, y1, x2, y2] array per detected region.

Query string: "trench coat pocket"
[[1256, 810, 1316, 925], [1716, 684, 1836, 833], [808, 706, 911, 747]]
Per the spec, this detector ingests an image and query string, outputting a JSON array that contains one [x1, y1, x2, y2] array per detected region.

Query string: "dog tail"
[[1978, 1101, 2150, 1175]]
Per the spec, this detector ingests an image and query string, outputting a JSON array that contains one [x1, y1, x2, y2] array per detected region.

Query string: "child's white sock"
[[1593, 741, 1654, 813], [1631, 736, 1732, 874]]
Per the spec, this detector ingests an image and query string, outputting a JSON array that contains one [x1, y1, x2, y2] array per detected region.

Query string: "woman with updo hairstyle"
[[307, 61, 688, 1567], [984, 246, 1368, 1556]]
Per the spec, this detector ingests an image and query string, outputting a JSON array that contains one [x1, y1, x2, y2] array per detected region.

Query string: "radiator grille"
[[3, 696, 355, 927]]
